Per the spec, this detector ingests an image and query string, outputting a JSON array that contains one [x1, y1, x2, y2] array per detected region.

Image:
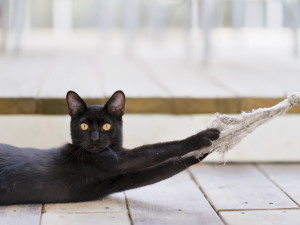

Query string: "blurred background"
[[0, 0, 300, 161], [1, 0, 300, 57]]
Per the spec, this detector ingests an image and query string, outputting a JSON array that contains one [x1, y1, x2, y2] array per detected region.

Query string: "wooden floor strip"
[[41, 193, 131, 225], [220, 209, 300, 225], [41, 212, 130, 225], [258, 164, 300, 206], [190, 164, 298, 211], [125, 171, 224, 225], [0, 204, 42, 225], [43, 193, 127, 213]]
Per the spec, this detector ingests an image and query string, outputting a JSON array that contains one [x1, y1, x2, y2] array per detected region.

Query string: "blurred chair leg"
[[190, 0, 200, 32], [289, 0, 299, 57], [98, 0, 114, 30], [185, 0, 200, 60], [282, 0, 299, 57], [215, 0, 224, 27], [148, 0, 166, 41], [201, 0, 213, 65], [231, 0, 245, 51], [293, 0, 300, 57], [124, 0, 139, 55], [231, 0, 245, 28], [1, 0, 10, 52], [52, 0, 72, 39], [201, 0, 222, 65], [97, 1, 114, 51], [265, 0, 283, 28], [13, 0, 28, 54]]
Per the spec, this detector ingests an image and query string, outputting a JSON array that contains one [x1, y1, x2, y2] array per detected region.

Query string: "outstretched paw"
[[200, 128, 220, 142], [198, 128, 220, 148], [185, 128, 220, 150]]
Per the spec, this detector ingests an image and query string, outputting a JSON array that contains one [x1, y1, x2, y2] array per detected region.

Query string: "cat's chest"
[[92, 149, 119, 170], [70, 150, 119, 179]]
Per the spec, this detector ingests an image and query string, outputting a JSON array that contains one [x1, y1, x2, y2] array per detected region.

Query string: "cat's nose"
[[90, 131, 99, 142]]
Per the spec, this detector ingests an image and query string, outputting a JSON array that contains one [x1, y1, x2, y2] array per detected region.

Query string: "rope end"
[[288, 92, 300, 106]]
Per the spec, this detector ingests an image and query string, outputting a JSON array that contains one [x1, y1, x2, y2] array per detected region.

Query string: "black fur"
[[0, 91, 219, 205]]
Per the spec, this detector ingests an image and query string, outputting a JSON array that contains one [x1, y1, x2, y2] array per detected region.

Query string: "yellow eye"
[[80, 123, 89, 131], [102, 123, 111, 131]]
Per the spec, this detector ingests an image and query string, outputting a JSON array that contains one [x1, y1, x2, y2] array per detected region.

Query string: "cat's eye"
[[102, 123, 111, 131], [80, 123, 89, 131]]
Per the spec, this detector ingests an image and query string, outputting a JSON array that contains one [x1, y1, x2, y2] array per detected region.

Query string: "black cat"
[[0, 91, 220, 205]]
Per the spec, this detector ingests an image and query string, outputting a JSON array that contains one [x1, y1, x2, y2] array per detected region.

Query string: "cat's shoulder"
[[0, 143, 21, 152], [0, 143, 62, 157]]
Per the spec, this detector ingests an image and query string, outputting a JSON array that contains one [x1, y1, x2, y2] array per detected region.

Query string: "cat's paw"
[[200, 128, 220, 143], [185, 128, 220, 150]]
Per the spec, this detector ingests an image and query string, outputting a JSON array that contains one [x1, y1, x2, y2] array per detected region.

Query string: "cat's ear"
[[104, 90, 125, 118], [66, 91, 87, 117]]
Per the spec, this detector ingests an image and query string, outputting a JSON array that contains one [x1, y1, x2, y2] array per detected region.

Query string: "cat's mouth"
[[91, 146, 102, 153], [84, 144, 107, 154]]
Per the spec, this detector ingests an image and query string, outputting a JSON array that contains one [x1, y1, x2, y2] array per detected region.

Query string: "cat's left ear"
[[104, 90, 125, 118], [66, 91, 87, 117]]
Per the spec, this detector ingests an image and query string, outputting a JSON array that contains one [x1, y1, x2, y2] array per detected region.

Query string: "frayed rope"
[[185, 92, 300, 160]]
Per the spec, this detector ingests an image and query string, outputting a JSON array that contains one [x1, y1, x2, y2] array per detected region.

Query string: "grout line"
[[189, 165, 299, 218], [254, 163, 300, 208], [39, 204, 45, 225], [237, 97, 241, 114], [36, 211, 128, 214], [41, 204, 46, 213], [124, 192, 134, 225], [187, 168, 228, 225], [218, 207, 300, 212]]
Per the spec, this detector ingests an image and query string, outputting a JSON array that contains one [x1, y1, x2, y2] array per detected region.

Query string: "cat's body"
[[0, 143, 118, 204], [0, 91, 219, 205]]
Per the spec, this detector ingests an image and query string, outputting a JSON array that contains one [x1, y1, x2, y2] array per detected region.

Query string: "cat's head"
[[66, 90, 125, 153]]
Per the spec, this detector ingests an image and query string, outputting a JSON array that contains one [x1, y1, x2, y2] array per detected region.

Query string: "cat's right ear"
[[66, 91, 87, 117], [104, 90, 125, 118]]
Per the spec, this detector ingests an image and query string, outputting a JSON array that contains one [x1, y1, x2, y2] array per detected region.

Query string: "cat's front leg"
[[112, 128, 220, 174], [107, 154, 209, 194]]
